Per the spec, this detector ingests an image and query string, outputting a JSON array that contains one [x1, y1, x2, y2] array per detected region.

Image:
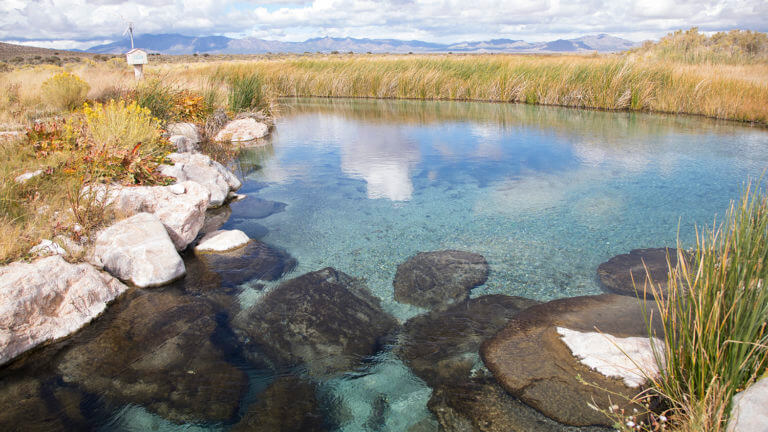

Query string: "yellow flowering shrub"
[[40, 71, 90, 110]]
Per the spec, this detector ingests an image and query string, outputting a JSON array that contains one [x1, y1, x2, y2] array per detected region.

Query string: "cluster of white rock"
[[0, 119, 270, 367]]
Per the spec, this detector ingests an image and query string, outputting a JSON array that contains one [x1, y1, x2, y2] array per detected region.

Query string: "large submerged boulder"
[[0, 376, 88, 431], [398, 295, 538, 386], [56, 288, 247, 424], [0, 256, 129, 366], [160, 152, 241, 207], [101, 181, 210, 250], [394, 250, 489, 309], [397, 295, 608, 432], [234, 268, 398, 376], [229, 196, 287, 219], [597, 248, 683, 299], [481, 294, 662, 427], [91, 212, 186, 287], [197, 239, 296, 287], [232, 377, 327, 432]]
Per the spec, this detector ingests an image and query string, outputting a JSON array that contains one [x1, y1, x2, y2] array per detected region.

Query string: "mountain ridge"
[[85, 33, 637, 55]]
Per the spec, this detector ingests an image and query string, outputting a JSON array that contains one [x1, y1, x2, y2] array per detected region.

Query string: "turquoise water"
[[229, 98, 768, 318], [2, 98, 767, 431]]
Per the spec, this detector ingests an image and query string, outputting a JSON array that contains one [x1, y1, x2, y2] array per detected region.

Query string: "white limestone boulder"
[[91, 213, 185, 288], [214, 118, 269, 142], [29, 239, 66, 257], [169, 135, 199, 153], [0, 255, 129, 366], [14, 170, 43, 184], [102, 181, 210, 250], [167, 122, 201, 144], [728, 377, 768, 432], [160, 153, 241, 208], [195, 230, 250, 252]]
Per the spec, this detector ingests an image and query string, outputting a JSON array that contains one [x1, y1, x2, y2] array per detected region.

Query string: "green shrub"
[[226, 72, 266, 112], [134, 77, 178, 122], [40, 71, 90, 110]]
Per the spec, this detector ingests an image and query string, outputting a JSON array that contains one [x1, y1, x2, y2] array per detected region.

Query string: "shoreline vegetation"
[[0, 27, 767, 431]]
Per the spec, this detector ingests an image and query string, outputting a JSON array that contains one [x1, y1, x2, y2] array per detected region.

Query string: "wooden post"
[[133, 64, 144, 80]]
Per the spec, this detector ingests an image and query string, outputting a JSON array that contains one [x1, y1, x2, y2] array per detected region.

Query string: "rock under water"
[[597, 248, 683, 299], [481, 294, 661, 427], [196, 239, 297, 287], [393, 250, 489, 310], [55, 288, 247, 424], [234, 267, 399, 377]]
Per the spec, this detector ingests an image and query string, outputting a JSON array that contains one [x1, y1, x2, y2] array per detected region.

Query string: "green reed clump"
[[645, 182, 768, 431], [134, 77, 179, 122], [226, 72, 266, 112]]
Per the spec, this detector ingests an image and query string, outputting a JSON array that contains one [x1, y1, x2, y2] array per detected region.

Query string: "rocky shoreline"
[[0, 118, 269, 366]]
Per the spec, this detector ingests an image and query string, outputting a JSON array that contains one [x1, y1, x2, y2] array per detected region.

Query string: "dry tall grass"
[[167, 53, 768, 125]]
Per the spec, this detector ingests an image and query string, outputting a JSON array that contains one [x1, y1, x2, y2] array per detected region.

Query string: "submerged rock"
[[102, 181, 210, 250], [597, 248, 683, 299], [398, 295, 539, 386], [160, 152, 242, 208], [197, 239, 296, 287], [428, 377, 611, 432], [0, 377, 88, 431], [0, 256, 129, 366], [91, 212, 185, 287], [199, 205, 233, 236], [229, 196, 287, 219], [396, 295, 603, 432], [394, 250, 489, 309], [232, 377, 327, 432], [195, 229, 250, 252], [215, 118, 269, 142], [234, 268, 398, 376], [481, 294, 661, 427], [728, 377, 768, 432], [56, 288, 247, 424]]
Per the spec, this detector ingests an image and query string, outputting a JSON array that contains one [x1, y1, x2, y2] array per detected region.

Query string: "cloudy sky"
[[2, 0, 767, 49]]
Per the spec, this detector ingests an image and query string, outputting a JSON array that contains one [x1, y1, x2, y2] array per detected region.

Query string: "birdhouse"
[[126, 48, 147, 65], [125, 48, 148, 80]]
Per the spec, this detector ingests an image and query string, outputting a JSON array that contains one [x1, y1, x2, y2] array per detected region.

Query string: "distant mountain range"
[[86, 33, 638, 55]]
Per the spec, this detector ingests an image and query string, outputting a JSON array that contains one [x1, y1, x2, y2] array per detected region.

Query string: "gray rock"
[[215, 118, 269, 142], [597, 248, 684, 299], [394, 250, 489, 309], [96, 182, 210, 250], [92, 213, 186, 288], [230, 196, 287, 219], [231, 377, 327, 432], [14, 169, 43, 183], [197, 239, 296, 287], [481, 294, 662, 427], [166, 122, 201, 144], [234, 268, 398, 376], [169, 135, 199, 153], [728, 377, 768, 432], [28, 239, 66, 257], [160, 152, 242, 207], [0, 256, 129, 366], [195, 229, 250, 252], [56, 288, 247, 423]]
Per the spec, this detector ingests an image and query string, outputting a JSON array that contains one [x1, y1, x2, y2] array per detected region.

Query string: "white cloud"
[[1, 0, 766, 47]]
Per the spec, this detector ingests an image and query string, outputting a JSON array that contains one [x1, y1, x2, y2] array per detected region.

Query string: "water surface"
[[2, 98, 767, 431]]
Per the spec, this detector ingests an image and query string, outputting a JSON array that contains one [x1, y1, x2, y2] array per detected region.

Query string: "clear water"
[[2, 98, 767, 431]]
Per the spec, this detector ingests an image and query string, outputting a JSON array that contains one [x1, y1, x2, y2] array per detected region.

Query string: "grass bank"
[[171, 51, 768, 125]]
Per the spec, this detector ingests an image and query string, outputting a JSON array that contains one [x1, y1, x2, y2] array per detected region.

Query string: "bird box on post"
[[126, 48, 147, 80]]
